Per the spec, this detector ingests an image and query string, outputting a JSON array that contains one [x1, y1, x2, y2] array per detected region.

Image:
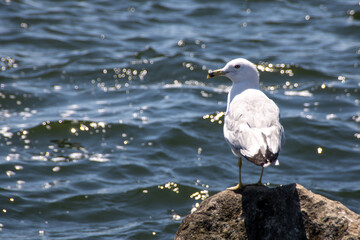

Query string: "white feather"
[[219, 58, 284, 166]]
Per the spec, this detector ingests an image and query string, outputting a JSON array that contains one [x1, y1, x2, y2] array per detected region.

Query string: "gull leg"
[[256, 166, 264, 185], [227, 157, 244, 191]]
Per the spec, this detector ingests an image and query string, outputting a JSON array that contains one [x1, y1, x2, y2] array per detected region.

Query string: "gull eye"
[[234, 65, 241, 69]]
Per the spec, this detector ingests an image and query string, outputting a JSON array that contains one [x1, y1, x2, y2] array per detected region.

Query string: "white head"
[[207, 58, 260, 87]]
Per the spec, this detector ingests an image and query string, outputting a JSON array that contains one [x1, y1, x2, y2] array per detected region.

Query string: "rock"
[[175, 184, 360, 240]]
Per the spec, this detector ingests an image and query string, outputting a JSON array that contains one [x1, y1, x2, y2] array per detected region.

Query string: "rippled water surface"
[[1, 0, 360, 239]]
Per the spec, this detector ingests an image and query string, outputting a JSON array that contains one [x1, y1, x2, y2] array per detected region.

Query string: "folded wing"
[[224, 89, 284, 166]]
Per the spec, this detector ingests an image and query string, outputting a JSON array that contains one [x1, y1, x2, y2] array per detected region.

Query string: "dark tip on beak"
[[207, 69, 225, 79], [207, 71, 215, 78]]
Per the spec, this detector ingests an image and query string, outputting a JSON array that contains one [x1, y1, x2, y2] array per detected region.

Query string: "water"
[[1, 0, 359, 239]]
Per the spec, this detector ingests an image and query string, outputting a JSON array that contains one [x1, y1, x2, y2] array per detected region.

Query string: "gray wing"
[[224, 89, 284, 166]]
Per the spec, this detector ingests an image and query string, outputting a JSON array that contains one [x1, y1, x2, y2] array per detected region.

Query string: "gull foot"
[[227, 182, 265, 191], [227, 184, 245, 191]]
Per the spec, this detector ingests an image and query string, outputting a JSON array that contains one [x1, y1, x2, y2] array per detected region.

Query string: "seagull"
[[207, 58, 285, 190]]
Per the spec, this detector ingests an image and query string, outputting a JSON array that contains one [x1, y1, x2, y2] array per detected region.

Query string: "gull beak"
[[207, 69, 227, 79]]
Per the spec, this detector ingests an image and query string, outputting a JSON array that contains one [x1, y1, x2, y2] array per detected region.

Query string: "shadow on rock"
[[241, 184, 306, 239], [175, 183, 360, 240]]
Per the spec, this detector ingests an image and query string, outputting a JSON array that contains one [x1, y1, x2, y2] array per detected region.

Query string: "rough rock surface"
[[175, 184, 360, 240]]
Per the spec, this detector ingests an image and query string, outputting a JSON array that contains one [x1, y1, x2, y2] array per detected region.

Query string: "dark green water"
[[1, 0, 359, 239]]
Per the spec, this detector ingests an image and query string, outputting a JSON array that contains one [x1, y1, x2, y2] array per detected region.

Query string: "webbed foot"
[[227, 183, 245, 191]]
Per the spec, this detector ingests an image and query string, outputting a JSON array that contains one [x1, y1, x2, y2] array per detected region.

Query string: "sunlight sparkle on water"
[[52, 166, 61, 172], [203, 111, 225, 124], [1, 56, 18, 71], [191, 202, 200, 214], [317, 147, 323, 154], [158, 182, 179, 194], [257, 62, 294, 77], [190, 190, 209, 201], [172, 214, 181, 221], [284, 90, 313, 97], [14, 165, 23, 170], [89, 153, 109, 163]]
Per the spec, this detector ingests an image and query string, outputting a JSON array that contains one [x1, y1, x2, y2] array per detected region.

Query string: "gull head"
[[207, 58, 259, 84]]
